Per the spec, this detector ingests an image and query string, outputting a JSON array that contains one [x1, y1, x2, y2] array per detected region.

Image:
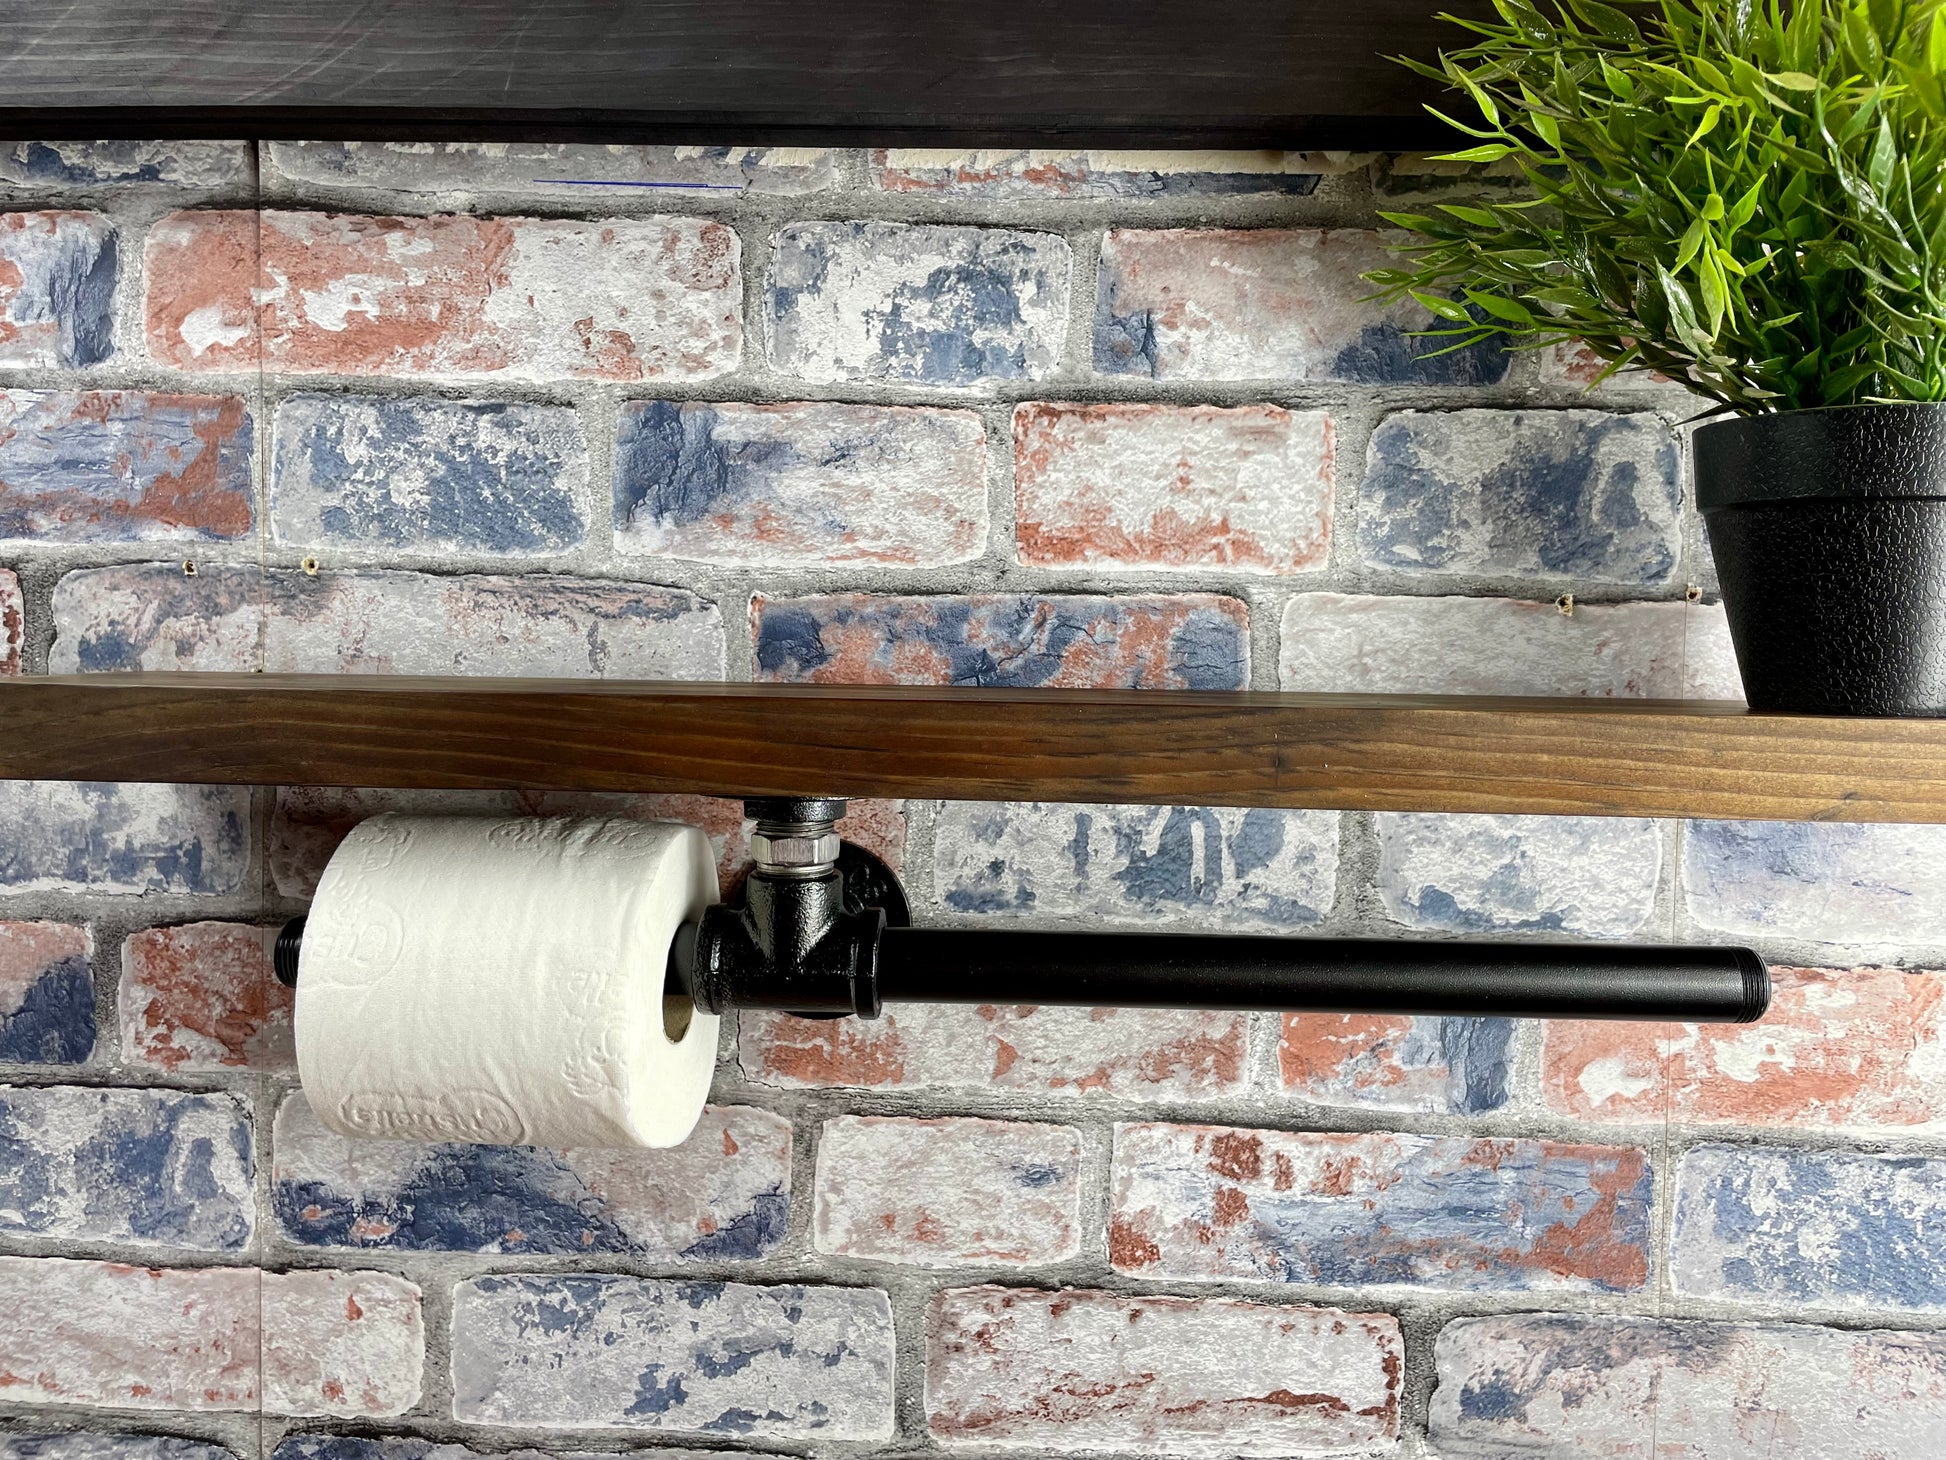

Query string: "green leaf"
[[1869, 114, 1898, 196], [1463, 289, 1541, 325], [1432, 143, 1519, 162], [1674, 216, 1712, 269], [1438, 204, 1503, 227], [1687, 102, 1724, 145], [1725, 178, 1765, 231], [1766, 71, 1822, 90], [1410, 290, 1477, 321]]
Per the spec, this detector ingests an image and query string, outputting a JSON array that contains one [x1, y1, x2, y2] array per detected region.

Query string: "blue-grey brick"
[[0, 142, 248, 188], [1674, 1144, 1946, 1312], [0, 781, 249, 895], [0, 212, 116, 368], [0, 1085, 252, 1249], [613, 398, 987, 567], [273, 1094, 789, 1259], [0, 1436, 237, 1460], [271, 394, 588, 555], [1359, 410, 1681, 584], [0, 142, 247, 191], [753, 592, 1247, 690], [0, 922, 94, 1066], [1684, 819, 1946, 945], [1377, 813, 1661, 938], [451, 1275, 896, 1437], [768, 222, 1070, 387], [932, 801, 1338, 931]]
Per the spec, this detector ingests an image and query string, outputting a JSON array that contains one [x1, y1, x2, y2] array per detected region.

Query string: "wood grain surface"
[[0, 0, 1484, 148], [2, 675, 1943, 823]]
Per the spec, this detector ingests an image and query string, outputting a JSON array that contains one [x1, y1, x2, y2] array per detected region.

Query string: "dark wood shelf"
[[0, 0, 1483, 150], [2, 674, 1943, 823]]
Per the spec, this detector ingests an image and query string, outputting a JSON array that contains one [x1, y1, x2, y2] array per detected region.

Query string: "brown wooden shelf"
[[2, 674, 1944, 823], [0, 0, 1487, 150]]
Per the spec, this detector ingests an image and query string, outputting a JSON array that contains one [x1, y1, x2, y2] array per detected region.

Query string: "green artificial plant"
[[1366, 0, 1946, 412]]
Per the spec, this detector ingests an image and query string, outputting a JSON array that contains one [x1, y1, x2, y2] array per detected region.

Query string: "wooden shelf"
[[0, 0, 1483, 150], [2, 674, 1944, 823]]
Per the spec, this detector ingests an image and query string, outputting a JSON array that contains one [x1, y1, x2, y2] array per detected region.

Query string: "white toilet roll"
[[295, 814, 720, 1149]]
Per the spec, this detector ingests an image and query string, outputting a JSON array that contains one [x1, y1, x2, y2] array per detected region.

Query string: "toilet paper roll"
[[295, 814, 719, 1149]]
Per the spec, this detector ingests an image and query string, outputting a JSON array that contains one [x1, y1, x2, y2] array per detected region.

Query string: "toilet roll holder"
[[277, 798, 1773, 1025]]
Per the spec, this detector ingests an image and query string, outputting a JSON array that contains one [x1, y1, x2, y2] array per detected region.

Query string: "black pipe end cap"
[[274, 916, 306, 988], [1734, 947, 1771, 1023]]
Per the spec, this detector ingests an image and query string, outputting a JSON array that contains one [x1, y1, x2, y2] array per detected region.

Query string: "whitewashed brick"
[[1432, 1314, 1946, 1457], [815, 1116, 1080, 1267], [52, 565, 724, 678], [741, 1004, 1248, 1101], [615, 399, 988, 566], [927, 1286, 1401, 1454], [873, 150, 1361, 198], [275, 1094, 791, 1260], [1280, 593, 1741, 698], [1111, 1123, 1651, 1293], [932, 802, 1338, 931], [0, 781, 249, 894], [1684, 820, 1946, 946], [1013, 402, 1333, 573], [0, 1437, 235, 1460], [1377, 813, 1662, 937], [0, 1257, 422, 1417], [768, 222, 1070, 387], [271, 141, 835, 196]]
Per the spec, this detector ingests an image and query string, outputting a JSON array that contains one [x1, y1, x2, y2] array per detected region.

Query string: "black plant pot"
[[1693, 403, 1946, 716]]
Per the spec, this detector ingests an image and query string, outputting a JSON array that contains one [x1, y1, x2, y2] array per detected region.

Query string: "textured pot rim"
[[1693, 400, 1946, 511]]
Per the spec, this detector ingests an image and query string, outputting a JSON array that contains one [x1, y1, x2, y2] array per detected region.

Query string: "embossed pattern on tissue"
[[305, 817, 414, 988], [337, 1087, 526, 1144]]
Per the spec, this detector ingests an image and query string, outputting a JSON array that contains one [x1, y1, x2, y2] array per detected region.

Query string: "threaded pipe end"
[[1735, 947, 1771, 1023], [274, 916, 306, 988]]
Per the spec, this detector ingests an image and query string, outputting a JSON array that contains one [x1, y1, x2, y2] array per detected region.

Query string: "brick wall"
[[1, 139, 1944, 1459]]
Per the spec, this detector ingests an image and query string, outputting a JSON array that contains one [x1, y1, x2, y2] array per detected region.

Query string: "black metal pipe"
[[873, 927, 1769, 1023]]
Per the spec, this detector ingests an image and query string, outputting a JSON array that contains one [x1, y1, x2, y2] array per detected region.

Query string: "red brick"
[[926, 1286, 1401, 1455], [0, 1257, 422, 1417], [815, 1116, 1081, 1267], [144, 209, 740, 381], [741, 1005, 1249, 1102], [120, 922, 293, 1073], [0, 389, 254, 543], [1014, 402, 1332, 573], [1543, 964, 1946, 1129]]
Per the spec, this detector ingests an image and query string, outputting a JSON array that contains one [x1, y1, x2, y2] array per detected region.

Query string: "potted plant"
[[1368, 0, 1946, 715]]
